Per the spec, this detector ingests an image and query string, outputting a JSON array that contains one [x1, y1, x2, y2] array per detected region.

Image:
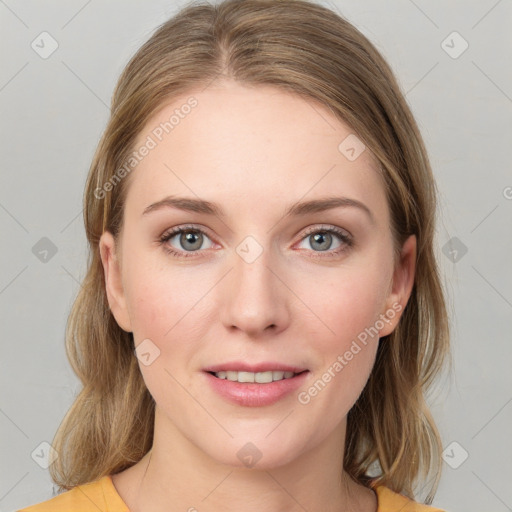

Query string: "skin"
[[100, 79, 416, 512]]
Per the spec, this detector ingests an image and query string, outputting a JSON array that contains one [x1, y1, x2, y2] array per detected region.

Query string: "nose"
[[219, 241, 291, 338]]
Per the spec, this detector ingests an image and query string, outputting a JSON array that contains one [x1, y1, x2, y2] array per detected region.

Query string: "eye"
[[159, 224, 353, 259], [296, 225, 353, 257], [159, 225, 214, 258]]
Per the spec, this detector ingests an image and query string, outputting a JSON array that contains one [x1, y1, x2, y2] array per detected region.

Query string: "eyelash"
[[158, 224, 353, 259]]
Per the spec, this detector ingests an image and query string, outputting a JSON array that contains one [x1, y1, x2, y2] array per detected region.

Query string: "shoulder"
[[16, 475, 129, 512], [374, 485, 445, 512]]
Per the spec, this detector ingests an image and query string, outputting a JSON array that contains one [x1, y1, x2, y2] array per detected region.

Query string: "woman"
[[18, 0, 450, 510]]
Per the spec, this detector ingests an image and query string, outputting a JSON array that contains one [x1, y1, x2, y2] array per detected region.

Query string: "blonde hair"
[[50, 0, 450, 503]]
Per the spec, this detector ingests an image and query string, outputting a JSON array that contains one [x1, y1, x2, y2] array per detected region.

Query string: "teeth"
[[238, 371, 255, 383], [213, 370, 299, 383]]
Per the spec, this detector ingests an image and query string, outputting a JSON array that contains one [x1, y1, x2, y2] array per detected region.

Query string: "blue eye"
[[296, 225, 353, 257], [159, 225, 214, 257], [159, 224, 353, 259]]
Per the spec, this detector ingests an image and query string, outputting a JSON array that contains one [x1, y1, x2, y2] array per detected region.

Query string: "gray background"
[[1, 1, 511, 511]]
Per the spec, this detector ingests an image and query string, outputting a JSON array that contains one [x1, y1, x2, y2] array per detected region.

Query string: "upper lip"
[[203, 361, 308, 373]]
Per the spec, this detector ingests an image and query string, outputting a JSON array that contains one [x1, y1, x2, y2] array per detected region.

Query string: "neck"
[[122, 407, 376, 512]]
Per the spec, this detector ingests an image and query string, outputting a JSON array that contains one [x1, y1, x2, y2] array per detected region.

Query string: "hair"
[[49, 0, 451, 504]]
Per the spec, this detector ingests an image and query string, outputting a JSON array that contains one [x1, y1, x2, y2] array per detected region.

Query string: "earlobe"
[[99, 231, 132, 332], [379, 234, 417, 338]]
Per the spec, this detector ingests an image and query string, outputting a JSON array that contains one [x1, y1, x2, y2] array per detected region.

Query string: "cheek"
[[291, 258, 390, 414], [310, 275, 382, 383], [122, 246, 196, 334], [122, 262, 207, 399], [122, 256, 215, 372], [295, 280, 382, 432], [126, 278, 174, 337], [296, 262, 391, 350]]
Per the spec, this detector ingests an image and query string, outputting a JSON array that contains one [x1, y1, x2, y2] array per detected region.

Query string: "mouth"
[[207, 370, 307, 383], [202, 362, 309, 406]]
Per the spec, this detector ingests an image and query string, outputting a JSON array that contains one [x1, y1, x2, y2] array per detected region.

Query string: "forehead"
[[125, 81, 388, 222]]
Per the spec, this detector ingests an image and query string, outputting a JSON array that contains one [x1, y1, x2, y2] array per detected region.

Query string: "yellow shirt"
[[17, 475, 445, 511]]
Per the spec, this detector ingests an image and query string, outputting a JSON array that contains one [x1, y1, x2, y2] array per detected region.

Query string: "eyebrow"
[[142, 195, 375, 225]]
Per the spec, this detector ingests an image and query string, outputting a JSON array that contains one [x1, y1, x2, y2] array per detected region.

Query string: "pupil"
[[312, 232, 331, 251], [182, 231, 202, 250]]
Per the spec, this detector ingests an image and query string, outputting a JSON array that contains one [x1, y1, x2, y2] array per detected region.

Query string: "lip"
[[203, 361, 308, 373], [203, 366, 309, 407]]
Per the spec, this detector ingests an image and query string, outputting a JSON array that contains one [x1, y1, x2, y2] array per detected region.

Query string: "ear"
[[99, 231, 132, 332], [378, 234, 416, 337]]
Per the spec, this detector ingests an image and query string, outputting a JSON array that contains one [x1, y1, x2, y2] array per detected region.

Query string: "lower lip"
[[203, 371, 309, 407]]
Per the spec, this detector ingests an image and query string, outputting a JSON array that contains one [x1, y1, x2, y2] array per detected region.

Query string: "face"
[[100, 80, 416, 470]]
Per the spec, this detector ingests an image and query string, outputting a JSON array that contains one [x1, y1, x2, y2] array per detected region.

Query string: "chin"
[[201, 432, 311, 471]]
